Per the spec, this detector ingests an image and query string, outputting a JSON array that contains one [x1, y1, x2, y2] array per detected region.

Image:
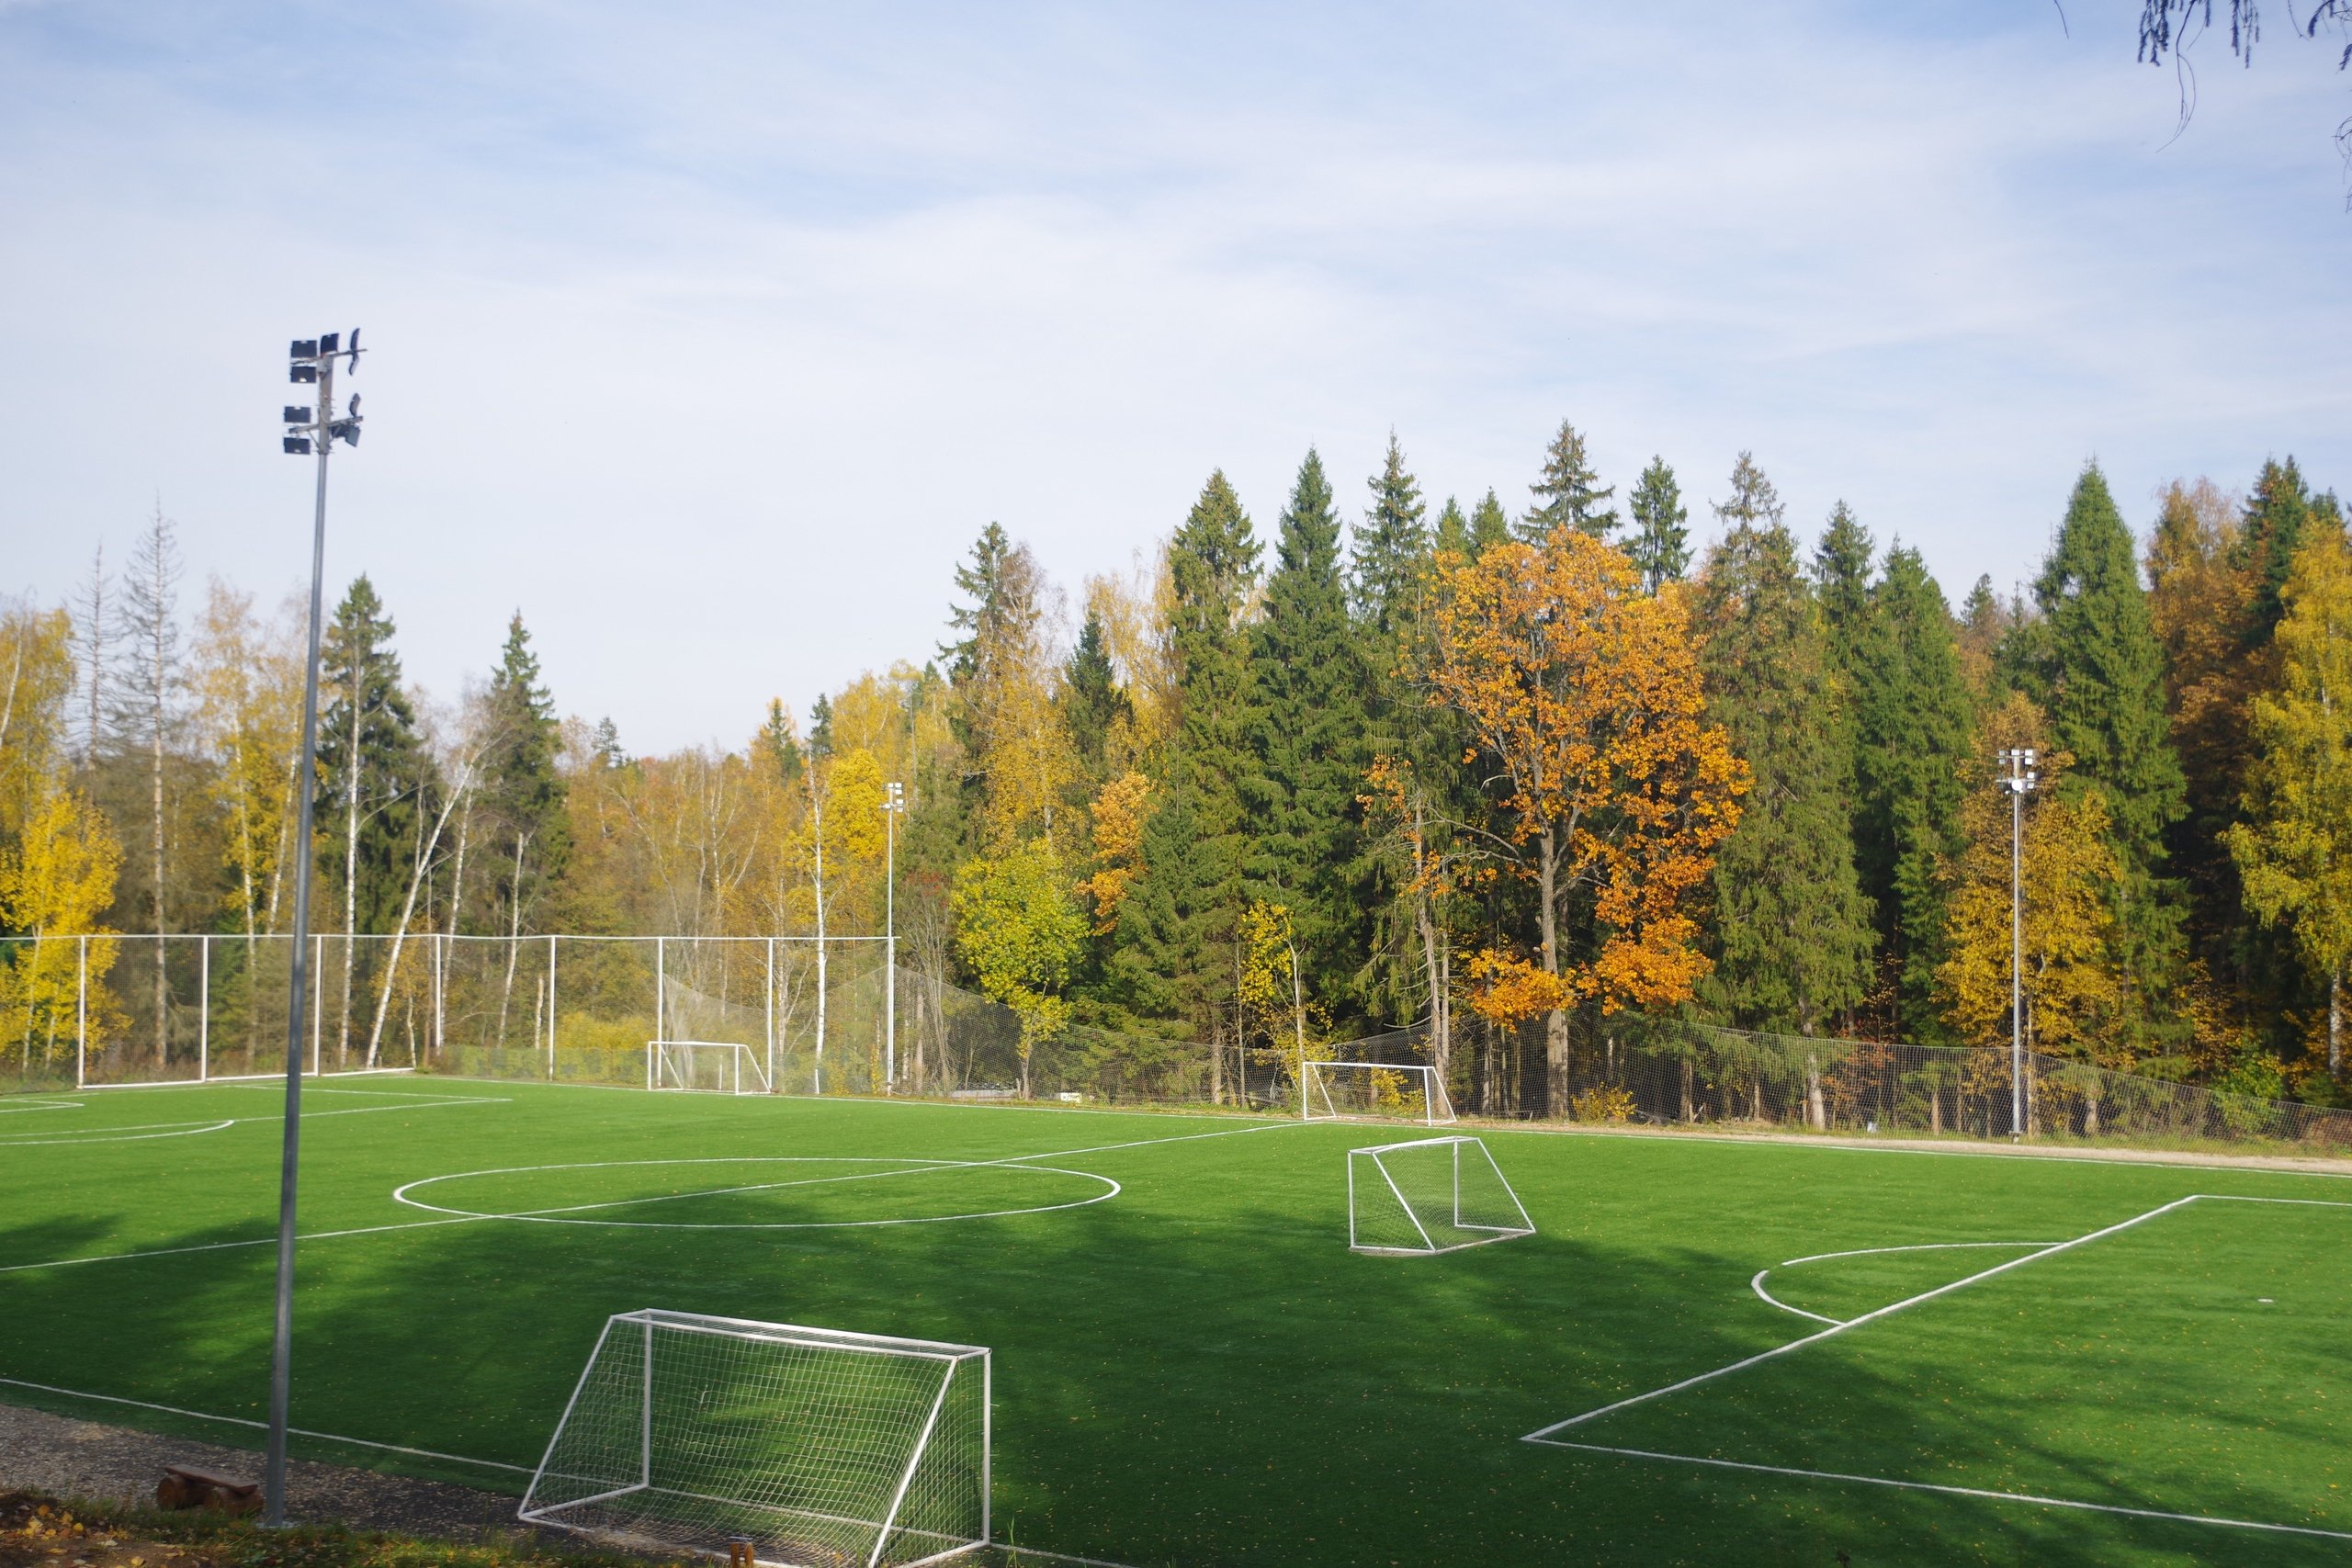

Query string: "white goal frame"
[[1349, 1135, 1535, 1256], [1300, 1059, 1454, 1123], [647, 1040, 770, 1095], [520, 1309, 989, 1568]]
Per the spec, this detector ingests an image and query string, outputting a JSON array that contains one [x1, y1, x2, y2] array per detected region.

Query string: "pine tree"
[[110, 507, 185, 1068], [1849, 546, 1976, 1041], [478, 614, 568, 939], [1522, 420, 1617, 539], [1247, 450, 1364, 1002], [2028, 463, 2188, 1035], [1433, 497, 1470, 558], [1693, 492, 1873, 1036], [1625, 457, 1690, 592], [1713, 451, 1784, 533], [1351, 434, 1429, 638]]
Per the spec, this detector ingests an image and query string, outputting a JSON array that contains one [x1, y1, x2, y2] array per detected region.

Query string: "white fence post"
[[547, 933, 558, 1080], [655, 936, 665, 1043], [198, 935, 209, 1083], [75, 935, 87, 1089]]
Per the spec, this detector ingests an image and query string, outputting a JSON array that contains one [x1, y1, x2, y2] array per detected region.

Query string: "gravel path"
[[0, 1400, 544, 1542]]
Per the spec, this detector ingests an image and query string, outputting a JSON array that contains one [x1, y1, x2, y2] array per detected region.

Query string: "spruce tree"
[[478, 613, 569, 937], [2234, 457, 2319, 647], [1468, 490, 1511, 555], [1114, 471, 1261, 1043], [1625, 457, 1690, 591], [1351, 434, 1429, 637], [1694, 492, 1873, 1036], [317, 575, 429, 939], [1522, 420, 1617, 539], [1433, 497, 1470, 558], [1062, 609, 1129, 784], [1247, 450, 1366, 1000], [1850, 547, 1976, 1041], [2030, 463, 2188, 1033], [1811, 501, 1875, 670]]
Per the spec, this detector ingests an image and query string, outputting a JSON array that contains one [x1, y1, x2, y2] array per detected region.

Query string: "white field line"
[[1749, 1240, 2061, 1326], [1524, 1194, 2207, 1440], [0, 1115, 1299, 1274], [0, 1120, 238, 1146], [0, 1373, 533, 1474], [1532, 1441, 2352, 1542], [996, 1547, 1149, 1567], [0, 1099, 80, 1115]]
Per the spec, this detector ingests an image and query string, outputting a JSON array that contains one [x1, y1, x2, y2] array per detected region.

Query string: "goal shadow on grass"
[[1, 1158, 2346, 1566]]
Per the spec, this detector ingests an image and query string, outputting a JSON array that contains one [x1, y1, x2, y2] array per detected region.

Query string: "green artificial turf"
[[2, 1078, 2348, 1566]]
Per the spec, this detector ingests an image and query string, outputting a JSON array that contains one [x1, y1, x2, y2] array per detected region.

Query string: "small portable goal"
[[1301, 1059, 1454, 1123], [1349, 1135, 1535, 1256], [647, 1040, 769, 1095], [521, 1309, 989, 1568]]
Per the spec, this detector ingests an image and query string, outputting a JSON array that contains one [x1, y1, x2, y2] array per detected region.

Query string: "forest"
[[2, 425, 2346, 1116]]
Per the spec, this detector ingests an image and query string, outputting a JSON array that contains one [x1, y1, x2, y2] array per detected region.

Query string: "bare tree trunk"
[[497, 831, 531, 1045], [445, 802, 471, 936], [1538, 827, 1567, 1118], [2331, 968, 2343, 1079], [365, 758, 472, 1066]]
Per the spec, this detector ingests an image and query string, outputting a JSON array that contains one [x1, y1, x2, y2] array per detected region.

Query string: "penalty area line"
[[0, 1374, 532, 1475], [1531, 1440, 2352, 1542]]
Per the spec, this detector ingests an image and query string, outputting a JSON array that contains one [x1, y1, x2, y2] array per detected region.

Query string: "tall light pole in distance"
[[266, 331, 364, 1526], [1996, 747, 2038, 1142], [882, 780, 903, 1092]]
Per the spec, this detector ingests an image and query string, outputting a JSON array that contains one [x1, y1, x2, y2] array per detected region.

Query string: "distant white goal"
[[1349, 1135, 1535, 1256], [520, 1309, 989, 1568], [648, 1040, 769, 1096], [1300, 1060, 1453, 1123]]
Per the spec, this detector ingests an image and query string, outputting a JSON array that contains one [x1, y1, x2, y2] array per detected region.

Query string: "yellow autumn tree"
[[0, 601, 76, 841], [0, 786, 124, 1067], [1427, 527, 1746, 1112], [1076, 770, 1152, 932], [189, 581, 302, 939], [951, 837, 1085, 1097], [2228, 525, 2352, 1077], [1936, 694, 2130, 1064]]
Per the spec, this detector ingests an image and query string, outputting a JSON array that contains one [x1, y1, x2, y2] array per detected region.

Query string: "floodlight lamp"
[[283, 435, 312, 456], [318, 332, 340, 355], [330, 419, 360, 447], [291, 339, 318, 359], [289, 364, 318, 385], [284, 406, 310, 424]]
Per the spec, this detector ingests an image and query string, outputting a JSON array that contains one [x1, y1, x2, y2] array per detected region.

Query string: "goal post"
[[1300, 1060, 1453, 1124], [647, 1040, 769, 1096], [1348, 1135, 1535, 1256], [521, 1309, 989, 1568]]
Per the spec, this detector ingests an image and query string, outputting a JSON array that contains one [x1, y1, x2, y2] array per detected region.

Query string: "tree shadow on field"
[[1, 1144, 2346, 1568]]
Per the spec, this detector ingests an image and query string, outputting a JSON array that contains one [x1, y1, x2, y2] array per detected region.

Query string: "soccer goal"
[[1301, 1059, 1454, 1123], [647, 1040, 769, 1095], [1349, 1135, 1535, 1256], [521, 1309, 989, 1568]]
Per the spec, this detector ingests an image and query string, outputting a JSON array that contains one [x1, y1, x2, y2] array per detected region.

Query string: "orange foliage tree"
[[1427, 526, 1747, 1112]]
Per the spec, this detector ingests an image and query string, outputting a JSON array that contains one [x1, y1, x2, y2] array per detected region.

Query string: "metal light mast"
[[1996, 746, 2038, 1142], [882, 780, 904, 1092], [266, 330, 364, 1526]]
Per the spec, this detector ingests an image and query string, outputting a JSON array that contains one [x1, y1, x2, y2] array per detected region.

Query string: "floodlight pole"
[[266, 333, 363, 1527], [882, 781, 903, 1092], [1997, 748, 2038, 1143]]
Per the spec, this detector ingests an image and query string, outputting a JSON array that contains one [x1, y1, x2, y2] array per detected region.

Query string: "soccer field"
[[2, 1078, 2348, 1566]]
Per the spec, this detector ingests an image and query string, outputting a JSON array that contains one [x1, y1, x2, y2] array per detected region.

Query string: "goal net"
[[520, 1309, 989, 1568], [1301, 1060, 1453, 1123], [648, 1040, 769, 1095], [1349, 1136, 1535, 1256]]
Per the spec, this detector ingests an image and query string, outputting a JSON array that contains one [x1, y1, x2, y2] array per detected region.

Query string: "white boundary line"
[[0, 1098, 80, 1115], [0, 1373, 533, 1475], [1522, 1193, 2352, 1541], [1531, 1441, 2352, 1542], [0, 1089, 509, 1149], [0, 1119, 238, 1146]]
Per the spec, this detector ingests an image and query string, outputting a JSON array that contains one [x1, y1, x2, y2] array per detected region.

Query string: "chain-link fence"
[[9, 933, 2348, 1157]]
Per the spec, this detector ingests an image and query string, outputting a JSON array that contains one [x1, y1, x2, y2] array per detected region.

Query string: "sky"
[[2, 1, 2346, 754]]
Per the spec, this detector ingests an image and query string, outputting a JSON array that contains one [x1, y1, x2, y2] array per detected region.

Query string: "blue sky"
[[2, 1, 2346, 752]]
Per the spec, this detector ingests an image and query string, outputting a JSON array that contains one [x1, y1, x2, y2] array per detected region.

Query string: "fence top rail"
[[616, 1308, 989, 1360], [0, 931, 891, 945]]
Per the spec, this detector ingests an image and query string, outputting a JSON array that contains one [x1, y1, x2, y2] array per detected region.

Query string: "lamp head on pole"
[[883, 780, 905, 813]]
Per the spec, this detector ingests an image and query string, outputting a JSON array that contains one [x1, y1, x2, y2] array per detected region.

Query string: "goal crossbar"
[[521, 1309, 989, 1568], [646, 1040, 770, 1096], [1301, 1060, 1454, 1123], [1348, 1135, 1534, 1256]]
